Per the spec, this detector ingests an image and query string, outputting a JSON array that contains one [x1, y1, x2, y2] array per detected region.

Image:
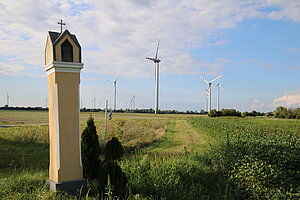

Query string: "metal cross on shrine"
[[57, 19, 66, 33]]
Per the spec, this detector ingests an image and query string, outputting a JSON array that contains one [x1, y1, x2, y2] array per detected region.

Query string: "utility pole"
[[104, 100, 108, 145], [132, 95, 136, 110], [114, 81, 117, 110]]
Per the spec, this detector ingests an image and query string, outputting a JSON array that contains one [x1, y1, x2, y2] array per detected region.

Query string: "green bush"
[[274, 106, 300, 119], [208, 109, 222, 117], [81, 115, 101, 180], [98, 137, 128, 198], [98, 160, 128, 198], [105, 137, 125, 161], [221, 109, 241, 117]]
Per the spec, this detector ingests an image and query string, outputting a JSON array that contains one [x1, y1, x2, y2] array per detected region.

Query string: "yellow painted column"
[[45, 61, 86, 193]]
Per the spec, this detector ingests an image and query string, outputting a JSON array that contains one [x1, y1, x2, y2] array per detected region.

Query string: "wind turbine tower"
[[212, 83, 225, 111], [146, 41, 161, 114], [198, 75, 222, 112], [6, 93, 9, 107], [107, 76, 119, 111], [203, 89, 209, 112]]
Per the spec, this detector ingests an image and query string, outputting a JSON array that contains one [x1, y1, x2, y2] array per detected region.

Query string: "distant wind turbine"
[[6, 93, 9, 107], [91, 98, 96, 109], [212, 83, 225, 111], [107, 76, 119, 111], [198, 75, 222, 112], [203, 89, 209, 112], [146, 41, 161, 114]]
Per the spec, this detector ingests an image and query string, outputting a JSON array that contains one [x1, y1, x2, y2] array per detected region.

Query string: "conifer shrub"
[[81, 115, 101, 180], [98, 137, 128, 198], [105, 137, 125, 161]]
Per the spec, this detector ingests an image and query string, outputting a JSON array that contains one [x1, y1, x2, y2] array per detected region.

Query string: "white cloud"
[[272, 89, 300, 107], [0, 0, 299, 78], [264, 63, 277, 67], [290, 65, 300, 69], [0, 62, 44, 77], [0, 63, 25, 76], [263, 0, 300, 23], [250, 99, 265, 110], [287, 48, 300, 54]]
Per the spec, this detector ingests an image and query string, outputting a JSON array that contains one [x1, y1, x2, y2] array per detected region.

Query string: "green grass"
[[0, 110, 172, 125], [188, 116, 300, 199], [1, 111, 300, 199], [145, 119, 207, 154], [121, 153, 233, 200]]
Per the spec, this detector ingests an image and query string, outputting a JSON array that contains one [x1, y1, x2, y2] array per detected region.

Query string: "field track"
[[149, 119, 207, 154]]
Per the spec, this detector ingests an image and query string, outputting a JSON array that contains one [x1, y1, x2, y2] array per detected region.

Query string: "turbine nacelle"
[[146, 57, 161, 63]]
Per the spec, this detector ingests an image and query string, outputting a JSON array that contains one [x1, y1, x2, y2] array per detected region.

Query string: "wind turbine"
[[6, 93, 9, 107], [107, 76, 119, 111], [198, 75, 222, 112], [203, 89, 209, 112], [146, 41, 161, 114], [212, 83, 225, 111]]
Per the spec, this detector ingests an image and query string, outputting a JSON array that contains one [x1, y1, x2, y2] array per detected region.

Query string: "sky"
[[0, 0, 300, 112]]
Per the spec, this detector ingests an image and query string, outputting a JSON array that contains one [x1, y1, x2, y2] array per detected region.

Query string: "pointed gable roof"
[[47, 29, 81, 63], [49, 29, 81, 49]]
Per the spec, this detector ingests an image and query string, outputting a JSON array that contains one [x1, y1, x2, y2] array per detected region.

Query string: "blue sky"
[[0, 0, 300, 112]]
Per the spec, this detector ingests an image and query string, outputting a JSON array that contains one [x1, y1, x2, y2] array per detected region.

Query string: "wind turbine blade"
[[212, 83, 219, 89], [115, 75, 120, 82], [106, 80, 112, 83], [210, 75, 222, 83], [146, 57, 156, 62], [198, 75, 209, 84], [155, 40, 160, 60], [219, 85, 225, 90]]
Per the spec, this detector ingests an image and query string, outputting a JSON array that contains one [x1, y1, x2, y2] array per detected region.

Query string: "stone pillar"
[[44, 30, 86, 194]]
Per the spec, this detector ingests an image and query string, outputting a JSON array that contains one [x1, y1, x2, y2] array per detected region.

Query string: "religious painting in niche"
[[61, 39, 73, 62]]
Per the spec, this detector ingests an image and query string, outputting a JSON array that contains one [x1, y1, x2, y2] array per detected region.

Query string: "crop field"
[[0, 110, 299, 199]]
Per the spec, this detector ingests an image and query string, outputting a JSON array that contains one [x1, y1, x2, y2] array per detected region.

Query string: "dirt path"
[[150, 119, 207, 154]]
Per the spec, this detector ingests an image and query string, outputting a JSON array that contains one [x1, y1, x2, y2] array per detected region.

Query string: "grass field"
[[0, 110, 299, 199]]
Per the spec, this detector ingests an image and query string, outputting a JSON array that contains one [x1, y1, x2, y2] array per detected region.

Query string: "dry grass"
[[80, 117, 169, 149]]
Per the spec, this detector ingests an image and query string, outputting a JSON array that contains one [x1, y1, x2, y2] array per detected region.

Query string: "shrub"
[[274, 106, 300, 119], [99, 161, 128, 198], [105, 137, 125, 161], [98, 137, 128, 198], [221, 109, 241, 117], [208, 109, 222, 117], [81, 115, 101, 180]]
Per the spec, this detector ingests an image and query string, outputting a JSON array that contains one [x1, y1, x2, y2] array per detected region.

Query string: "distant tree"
[[274, 106, 288, 118], [273, 106, 300, 119], [221, 109, 241, 117], [208, 109, 222, 117], [295, 108, 300, 119], [266, 112, 274, 117], [81, 115, 101, 180], [242, 111, 249, 117]]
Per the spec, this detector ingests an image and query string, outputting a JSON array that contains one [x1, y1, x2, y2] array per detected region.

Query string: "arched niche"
[[61, 39, 73, 62]]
